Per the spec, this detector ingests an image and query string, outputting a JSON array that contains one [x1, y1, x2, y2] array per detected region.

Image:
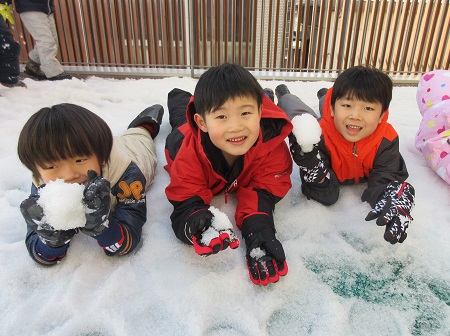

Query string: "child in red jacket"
[[273, 66, 415, 245], [164, 63, 293, 286]]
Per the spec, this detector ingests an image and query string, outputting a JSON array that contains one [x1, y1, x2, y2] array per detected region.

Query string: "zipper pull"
[[353, 143, 358, 157], [223, 179, 237, 204]]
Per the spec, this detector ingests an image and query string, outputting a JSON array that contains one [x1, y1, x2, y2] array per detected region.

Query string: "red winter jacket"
[[165, 95, 293, 244]]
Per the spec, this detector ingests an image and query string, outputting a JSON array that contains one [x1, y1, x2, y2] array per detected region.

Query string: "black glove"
[[20, 193, 76, 247], [288, 132, 328, 184], [365, 181, 415, 244], [187, 209, 239, 256], [242, 218, 288, 286], [81, 170, 111, 237]]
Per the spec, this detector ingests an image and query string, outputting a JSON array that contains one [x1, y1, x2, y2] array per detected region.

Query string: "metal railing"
[[8, 0, 450, 82]]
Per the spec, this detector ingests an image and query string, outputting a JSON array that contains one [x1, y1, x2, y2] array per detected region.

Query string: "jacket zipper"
[[352, 143, 360, 184], [224, 179, 237, 204], [47, 0, 51, 14]]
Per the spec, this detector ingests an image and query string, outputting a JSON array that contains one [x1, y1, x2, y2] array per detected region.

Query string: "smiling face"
[[36, 155, 102, 185], [194, 95, 262, 166], [331, 95, 385, 142]]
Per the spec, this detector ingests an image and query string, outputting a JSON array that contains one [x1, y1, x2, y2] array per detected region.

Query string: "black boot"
[[128, 104, 164, 138], [275, 84, 290, 101]]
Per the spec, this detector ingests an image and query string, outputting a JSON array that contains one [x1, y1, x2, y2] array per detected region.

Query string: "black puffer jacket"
[[0, 15, 21, 85], [12, 0, 55, 14]]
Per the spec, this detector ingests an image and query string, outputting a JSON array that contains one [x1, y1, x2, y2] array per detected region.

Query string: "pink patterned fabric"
[[415, 70, 450, 184]]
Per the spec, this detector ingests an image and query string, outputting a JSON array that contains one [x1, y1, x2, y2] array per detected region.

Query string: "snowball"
[[209, 206, 233, 231], [291, 114, 322, 153], [38, 179, 86, 230], [200, 226, 220, 246], [200, 206, 233, 246]]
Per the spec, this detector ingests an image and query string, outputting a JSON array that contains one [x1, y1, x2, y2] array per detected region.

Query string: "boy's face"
[[194, 95, 261, 165], [331, 95, 385, 142], [36, 154, 102, 185]]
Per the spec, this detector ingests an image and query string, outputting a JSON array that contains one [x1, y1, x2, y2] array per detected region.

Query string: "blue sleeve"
[[109, 162, 148, 250]]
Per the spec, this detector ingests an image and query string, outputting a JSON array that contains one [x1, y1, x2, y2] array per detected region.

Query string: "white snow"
[[37, 179, 86, 230], [200, 206, 234, 246], [1, 75, 449, 336], [291, 113, 322, 153]]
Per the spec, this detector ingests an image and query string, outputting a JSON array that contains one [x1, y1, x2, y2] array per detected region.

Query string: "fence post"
[[186, 0, 195, 78]]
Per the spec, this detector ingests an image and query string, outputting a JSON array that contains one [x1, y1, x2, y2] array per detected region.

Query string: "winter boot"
[[24, 59, 46, 80], [128, 104, 164, 139], [263, 88, 275, 102], [1, 80, 27, 88], [275, 84, 290, 101], [48, 72, 72, 81]]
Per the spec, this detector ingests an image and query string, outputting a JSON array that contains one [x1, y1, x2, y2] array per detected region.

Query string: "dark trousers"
[[0, 16, 20, 85], [165, 88, 193, 161]]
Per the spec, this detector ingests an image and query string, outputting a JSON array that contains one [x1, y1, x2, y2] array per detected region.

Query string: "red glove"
[[242, 217, 288, 286], [188, 209, 239, 256]]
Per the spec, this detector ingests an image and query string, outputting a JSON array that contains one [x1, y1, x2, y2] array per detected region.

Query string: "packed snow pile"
[[200, 206, 236, 245], [291, 113, 322, 153], [38, 179, 86, 230]]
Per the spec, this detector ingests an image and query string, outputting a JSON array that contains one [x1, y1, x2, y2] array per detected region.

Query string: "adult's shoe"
[[24, 59, 46, 80], [48, 72, 73, 81]]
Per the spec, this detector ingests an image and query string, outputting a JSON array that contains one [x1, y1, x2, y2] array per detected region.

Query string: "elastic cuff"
[[241, 213, 274, 237], [33, 239, 68, 265], [314, 173, 330, 188], [93, 221, 123, 247]]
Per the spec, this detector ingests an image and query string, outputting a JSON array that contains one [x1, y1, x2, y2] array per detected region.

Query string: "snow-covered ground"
[[1, 75, 449, 336]]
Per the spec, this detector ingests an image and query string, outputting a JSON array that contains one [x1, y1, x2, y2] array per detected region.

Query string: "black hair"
[[17, 103, 113, 179], [193, 63, 264, 117], [331, 65, 393, 112]]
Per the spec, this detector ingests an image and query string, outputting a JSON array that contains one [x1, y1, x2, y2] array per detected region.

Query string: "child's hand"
[[20, 193, 76, 247], [242, 219, 288, 286], [81, 170, 111, 237], [365, 181, 415, 244], [288, 132, 328, 183], [188, 208, 239, 256]]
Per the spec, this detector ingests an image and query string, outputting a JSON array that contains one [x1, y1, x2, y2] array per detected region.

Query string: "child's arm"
[[235, 141, 292, 285], [363, 136, 414, 244], [101, 163, 147, 255], [166, 159, 238, 256], [80, 165, 147, 256], [292, 136, 340, 206], [288, 114, 340, 205], [362, 136, 409, 206]]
